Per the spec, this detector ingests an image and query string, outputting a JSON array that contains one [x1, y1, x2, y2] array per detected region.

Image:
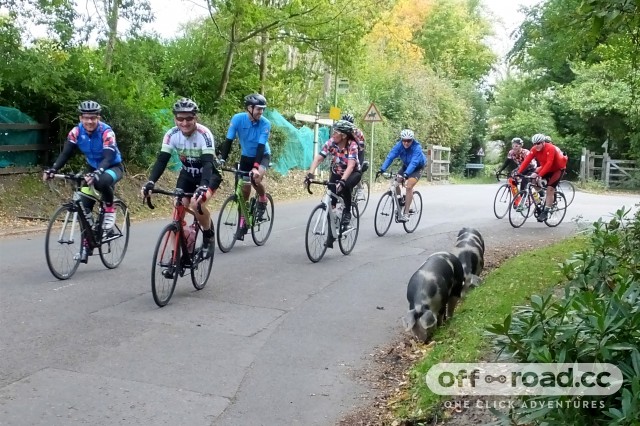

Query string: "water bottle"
[[335, 203, 343, 226], [184, 223, 197, 254], [532, 190, 541, 204], [83, 207, 94, 228], [398, 195, 405, 206]]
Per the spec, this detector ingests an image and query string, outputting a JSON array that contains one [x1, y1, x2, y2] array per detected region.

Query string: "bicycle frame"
[[307, 180, 351, 241], [380, 171, 406, 219], [54, 174, 104, 248]]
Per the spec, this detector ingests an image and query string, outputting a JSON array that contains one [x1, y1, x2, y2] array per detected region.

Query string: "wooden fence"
[[425, 144, 451, 181], [580, 147, 638, 188], [0, 123, 49, 175]]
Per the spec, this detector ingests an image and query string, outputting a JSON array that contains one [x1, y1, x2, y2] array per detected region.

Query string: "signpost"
[[363, 102, 383, 185], [294, 104, 334, 158]]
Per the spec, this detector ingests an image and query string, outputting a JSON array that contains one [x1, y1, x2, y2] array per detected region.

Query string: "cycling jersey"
[[381, 139, 426, 175], [226, 112, 271, 157], [319, 138, 360, 176], [160, 123, 216, 177], [518, 142, 567, 176], [508, 147, 532, 165], [67, 122, 122, 169]]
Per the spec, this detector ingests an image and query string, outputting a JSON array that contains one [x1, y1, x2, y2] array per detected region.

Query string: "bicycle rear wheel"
[[191, 219, 214, 290], [374, 191, 394, 237], [305, 204, 329, 263], [151, 224, 180, 307], [557, 180, 575, 206], [339, 205, 360, 255], [45, 205, 82, 280], [508, 191, 531, 228], [545, 192, 567, 227], [99, 200, 130, 269], [216, 194, 240, 253], [403, 191, 423, 233], [493, 184, 512, 219], [251, 193, 274, 246], [353, 180, 370, 218]]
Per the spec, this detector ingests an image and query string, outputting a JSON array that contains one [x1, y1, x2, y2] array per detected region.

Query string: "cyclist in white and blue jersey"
[[218, 93, 272, 239]]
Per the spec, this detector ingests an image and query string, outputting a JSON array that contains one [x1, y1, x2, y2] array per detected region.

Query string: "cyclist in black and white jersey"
[[142, 98, 221, 258]]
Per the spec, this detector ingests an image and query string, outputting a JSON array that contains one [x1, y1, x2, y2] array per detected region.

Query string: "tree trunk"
[[105, 0, 119, 72], [259, 32, 269, 94], [215, 20, 237, 113]]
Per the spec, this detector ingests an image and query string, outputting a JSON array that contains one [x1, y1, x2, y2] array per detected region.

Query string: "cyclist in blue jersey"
[[218, 93, 272, 240], [378, 129, 426, 222], [141, 98, 221, 259], [43, 100, 124, 235]]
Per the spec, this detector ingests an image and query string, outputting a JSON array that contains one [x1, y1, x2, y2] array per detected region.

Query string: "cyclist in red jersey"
[[518, 133, 568, 222]]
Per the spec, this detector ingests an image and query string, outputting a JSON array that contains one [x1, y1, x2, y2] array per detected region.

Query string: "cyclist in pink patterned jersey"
[[305, 120, 362, 241], [495, 137, 536, 191], [341, 113, 366, 165]]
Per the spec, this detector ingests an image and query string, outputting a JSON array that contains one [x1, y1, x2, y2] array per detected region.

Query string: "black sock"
[[203, 229, 214, 239]]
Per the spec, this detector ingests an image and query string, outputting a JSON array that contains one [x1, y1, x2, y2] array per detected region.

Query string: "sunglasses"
[[402, 139, 412, 143], [80, 115, 99, 121], [533, 141, 543, 145], [175, 116, 195, 122]]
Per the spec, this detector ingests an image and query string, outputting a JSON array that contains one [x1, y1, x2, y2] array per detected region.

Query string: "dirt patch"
[[337, 240, 557, 426]]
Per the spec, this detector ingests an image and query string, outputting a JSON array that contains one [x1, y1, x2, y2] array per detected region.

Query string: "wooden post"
[[426, 144, 433, 182], [602, 152, 610, 188], [580, 147, 587, 184], [588, 150, 595, 180]]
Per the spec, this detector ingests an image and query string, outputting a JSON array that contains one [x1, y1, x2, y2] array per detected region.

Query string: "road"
[[0, 183, 636, 426]]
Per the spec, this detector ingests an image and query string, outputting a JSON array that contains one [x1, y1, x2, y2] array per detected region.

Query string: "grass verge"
[[394, 236, 586, 421]]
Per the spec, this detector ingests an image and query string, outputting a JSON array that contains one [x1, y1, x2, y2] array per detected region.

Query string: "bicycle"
[[493, 171, 520, 219], [557, 179, 575, 206], [373, 171, 423, 236], [144, 188, 214, 307], [352, 161, 370, 217], [304, 179, 360, 263], [216, 166, 274, 253], [44, 173, 130, 280], [508, 175, 567, 228]]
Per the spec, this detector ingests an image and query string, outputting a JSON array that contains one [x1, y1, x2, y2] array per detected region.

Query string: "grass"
[[394, 236, 587, 421]]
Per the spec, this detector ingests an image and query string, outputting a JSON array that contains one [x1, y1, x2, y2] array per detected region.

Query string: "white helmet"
[[531, 133, 546, 144], [400, 129, 414, 140]]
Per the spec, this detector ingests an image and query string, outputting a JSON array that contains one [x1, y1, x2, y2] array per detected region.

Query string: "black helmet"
[[511, 137, 523, 145], [172, 97, 199, 114], [333, 119, 355, 137], [341, 113, 355, 123], [78, 100, 101, 114], [244, 93, 267, 108]]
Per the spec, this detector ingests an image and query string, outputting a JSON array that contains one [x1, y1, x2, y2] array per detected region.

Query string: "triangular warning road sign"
[[363, 102, 383, 123]]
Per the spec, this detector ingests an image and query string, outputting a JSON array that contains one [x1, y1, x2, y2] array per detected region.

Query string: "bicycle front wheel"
[[251, 193, 274, 246], [493, 184, 512, 219], [99, 200, 130, 269], [216, 194, 240, 253], [191, 219, 214, 290], [339, 205, 360, 255], [151, 223, 180, 307], [403, 191, 423, 233], [353, 180, 370, 218], [374, 191, 394, 237], [545, 192, 567, 227], [45, 205, 82, 280], [557, 180, 575, 206], [305, 204, 329, 263], [508, 191, 531, 228]]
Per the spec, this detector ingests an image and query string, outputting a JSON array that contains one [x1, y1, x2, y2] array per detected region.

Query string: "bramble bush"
[[487, 206, 640, 425]]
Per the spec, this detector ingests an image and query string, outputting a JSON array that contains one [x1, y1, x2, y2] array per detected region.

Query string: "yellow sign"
[[329, 106, 341, 120]]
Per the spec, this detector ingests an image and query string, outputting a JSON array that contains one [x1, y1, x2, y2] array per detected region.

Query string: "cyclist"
[[517, 133, 568, 222], [495, 137, 536, 192], [378, 129, 426, 222], [305, 120, 362, 242], [341, 113, 366, 165], [218, 93, 271, 240], [43, 100, 124, 251], [141, 98, 221, 258]]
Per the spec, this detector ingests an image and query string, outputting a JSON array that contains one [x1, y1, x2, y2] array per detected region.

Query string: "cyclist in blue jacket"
[[43, 101, 123, 233], [378, 129, 426, 222]]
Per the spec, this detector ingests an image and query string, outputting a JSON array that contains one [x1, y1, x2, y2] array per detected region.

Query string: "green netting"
[[264, 109, 330, 175], [0, 106, 40, 168]]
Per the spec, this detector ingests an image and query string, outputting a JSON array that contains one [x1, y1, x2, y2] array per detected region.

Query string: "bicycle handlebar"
[[304, 179, 331, 195], [143, 188, 203, 215]]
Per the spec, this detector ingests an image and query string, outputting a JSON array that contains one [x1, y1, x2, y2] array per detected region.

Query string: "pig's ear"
[[402, 309, 417, 331], [420, 311, 437, 329]]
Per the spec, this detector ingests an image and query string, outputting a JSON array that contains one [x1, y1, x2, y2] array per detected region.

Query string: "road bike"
[[144, 188, 214, 307], [508, 175, 567, 228], [557, 179, 575, 206], [304, 179, 359, 263], [352, 161, 370, 217], [45, 173, 130, 280], [493, 171, 520, 219], [373, 171, 423, 236], [216, 166, 274, 253]]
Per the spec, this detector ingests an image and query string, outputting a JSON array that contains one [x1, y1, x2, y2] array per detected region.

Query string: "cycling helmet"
[[172, 98, 199, 114], [244, 93, 267, 108], [543, 135, 552, 142], [511, 137, 523, 145], [400, 129, 414, 140], [333, 119, 355, 137], [531, 133, 546, 144], [341, 113, 355, 123], [78, 100, 101, 114]]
